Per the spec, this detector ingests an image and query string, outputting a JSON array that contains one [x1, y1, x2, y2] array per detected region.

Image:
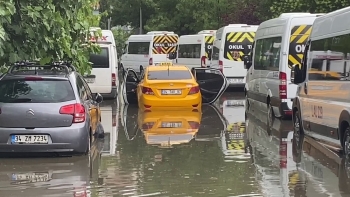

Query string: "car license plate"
[[228, 78, 243, 83], [161, 122, 182, 128], [11, 135, 49, 144], [12, 172, 50, 182], [226, 100, 244, 106], [84, 77, 95, 83], [161, 89, 181, 95]]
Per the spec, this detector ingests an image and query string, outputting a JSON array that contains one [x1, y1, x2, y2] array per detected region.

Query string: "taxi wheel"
[[267, 104, 275, 125], [245, 94, 250, 112]]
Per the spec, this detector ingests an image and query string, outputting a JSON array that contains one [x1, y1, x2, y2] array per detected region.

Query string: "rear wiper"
[[10, 98, 32, 103]]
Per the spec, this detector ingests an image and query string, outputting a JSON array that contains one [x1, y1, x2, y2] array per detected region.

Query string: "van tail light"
[[59, 103, 85, 123], [279, 141, 287, 168], [188, 121, 200, 129], [279, 72, 287, 99], [141, 86, 154, 95], [112, 73, 116, 86], [112, 115, 116, 126], [188, 86, 200, 95], [142, 122, 154, 131], [149, 58, 153, 65], [201, 56, 206, 67], [219, 60, 223, 72]]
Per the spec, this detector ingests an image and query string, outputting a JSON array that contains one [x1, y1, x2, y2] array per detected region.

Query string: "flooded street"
[[1, 92, 350, 196]]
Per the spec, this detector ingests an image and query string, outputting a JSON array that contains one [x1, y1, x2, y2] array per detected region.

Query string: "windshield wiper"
[[9, 98, 32, 103]]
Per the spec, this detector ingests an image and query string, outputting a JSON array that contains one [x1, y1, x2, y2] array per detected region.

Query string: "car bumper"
[[139, 94, 201, 109], [0, 123, 89, 154]]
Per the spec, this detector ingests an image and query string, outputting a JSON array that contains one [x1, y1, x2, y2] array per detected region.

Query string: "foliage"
[[111, 28, 132, 58], [103, 0, 350, 35], [0, 0, 101, 74]]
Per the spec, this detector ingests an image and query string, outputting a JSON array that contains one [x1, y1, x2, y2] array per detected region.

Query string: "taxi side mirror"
[[243, 55, 252, 69], [168, 52, 177, 60]]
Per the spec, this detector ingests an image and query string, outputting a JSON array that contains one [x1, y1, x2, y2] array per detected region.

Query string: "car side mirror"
[[168, 52, 177, 60], [94, 93, 103, 103], [243, 56, 252, 69]]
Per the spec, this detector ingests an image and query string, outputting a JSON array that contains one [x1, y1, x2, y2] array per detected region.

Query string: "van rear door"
[[87, 45, 112, 94], [223, 31, 255, 80], [152, 35, 178, 64]]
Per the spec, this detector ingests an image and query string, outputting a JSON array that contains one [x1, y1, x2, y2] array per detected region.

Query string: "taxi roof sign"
[[157, 62, 173, 66]]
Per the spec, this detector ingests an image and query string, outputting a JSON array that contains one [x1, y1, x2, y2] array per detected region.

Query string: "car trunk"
[[145, 80, 196, 99], [0, 101, 76, 128]]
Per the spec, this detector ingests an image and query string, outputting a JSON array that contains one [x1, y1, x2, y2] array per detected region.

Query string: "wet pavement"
[[1, 92, 350, 196]]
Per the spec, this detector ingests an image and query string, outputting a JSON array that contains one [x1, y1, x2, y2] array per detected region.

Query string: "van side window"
[[89, 47, 109, 68], [253, 37, 282, 71], [128, 42, 150, 54], [309, 35, 350, 81], [212, 45, 220, 60], [178, 44, 201, 58]]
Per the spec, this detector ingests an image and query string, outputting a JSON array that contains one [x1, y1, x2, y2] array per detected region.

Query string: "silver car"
[[0, 62, 103, 156]]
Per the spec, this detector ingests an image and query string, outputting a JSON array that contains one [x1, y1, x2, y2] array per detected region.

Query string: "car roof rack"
[[8, 60, 77, 75]]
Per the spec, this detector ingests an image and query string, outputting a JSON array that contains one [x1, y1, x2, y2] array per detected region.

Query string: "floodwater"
[[0, 92, 350, 196]]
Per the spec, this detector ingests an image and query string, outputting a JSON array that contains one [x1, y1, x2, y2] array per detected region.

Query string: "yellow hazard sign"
[[224, 32, 255, 61], [205, 35, 214, 58], [152, 35, 178, 54], [227, 139, 245, 151], [288, 25, 312, 68]]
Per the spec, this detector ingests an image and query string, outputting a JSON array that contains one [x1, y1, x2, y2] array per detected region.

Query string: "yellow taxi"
[[137, 109, 202, 147], [120, 60, 228, 109]]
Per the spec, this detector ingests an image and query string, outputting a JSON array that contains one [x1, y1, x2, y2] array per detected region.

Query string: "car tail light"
[[188, 121, 200, 129], [142, 86, 154, 95], [149, 58, 153, 65], [112, 115, 116, 126], [279, 141, 287, 168], [279, 72, 287, 99], [219, 60, 223, 72], [25, 76, 43, 81], [112, 73, 116, 86], [142, 122, 154, 130], [59, 103, 85, 123], [201, 56, 206, 67], [188, 86, 199, 95]]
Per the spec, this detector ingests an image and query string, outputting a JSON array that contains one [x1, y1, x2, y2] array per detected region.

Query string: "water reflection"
[[293, 134, 350, 196], [138, 109, 201, 147], [0, 139, 104, 197], [113, 103, 259, 196], [245, 109, 296, 196]]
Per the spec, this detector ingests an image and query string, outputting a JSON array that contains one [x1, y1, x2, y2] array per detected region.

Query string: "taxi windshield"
[[147, 70, 192, 80]]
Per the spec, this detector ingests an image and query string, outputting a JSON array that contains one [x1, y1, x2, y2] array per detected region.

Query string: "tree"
[[111, 28, 132, 57], [0, 0, 100, 74]]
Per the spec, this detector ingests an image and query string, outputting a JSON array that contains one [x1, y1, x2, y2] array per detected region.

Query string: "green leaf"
[[40, 56, 52, 65]]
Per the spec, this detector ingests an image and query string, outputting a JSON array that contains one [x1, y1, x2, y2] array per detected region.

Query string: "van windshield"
[[288, 25, 312, 68], [224, 32, 255, 61], [89, 48, 110, 68]]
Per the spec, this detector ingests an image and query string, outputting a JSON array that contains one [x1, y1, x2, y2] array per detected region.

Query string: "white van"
[[120, 31, 179, 73], [176, 30, 216, 69], [86, 28, 118, 99], [291, 7, 350, 155], [211, 24, 258, 87], [245, 13, 323, 119]]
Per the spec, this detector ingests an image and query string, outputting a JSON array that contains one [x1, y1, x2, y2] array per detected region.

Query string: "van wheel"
[[343, 125, 350, 156]]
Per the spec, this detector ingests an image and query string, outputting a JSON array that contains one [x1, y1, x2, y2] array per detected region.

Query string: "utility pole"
[[107, 17, 111, 30], [139, 6, 143, 34]]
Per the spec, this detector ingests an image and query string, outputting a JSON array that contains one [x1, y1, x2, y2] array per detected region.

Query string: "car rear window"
[[147, 70, 192, 80], [0, 79, 75, 103], [89, 48, 110, 68]]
